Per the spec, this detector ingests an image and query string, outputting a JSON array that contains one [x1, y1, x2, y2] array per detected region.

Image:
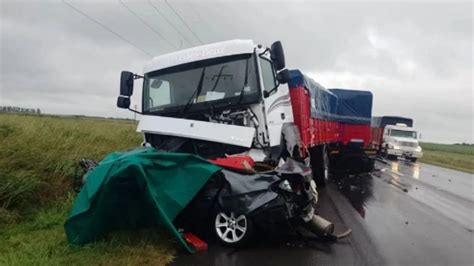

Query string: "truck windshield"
[[143, 54, 259, 114], [390, 129, 417, 138]]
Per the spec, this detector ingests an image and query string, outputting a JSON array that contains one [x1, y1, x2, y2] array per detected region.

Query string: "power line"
[[148, 0, 196, 47], [119, 0, 178, 50], [164, 0, 204, 45], [186, 1, 216, 43], [62, 0, 153, 57]]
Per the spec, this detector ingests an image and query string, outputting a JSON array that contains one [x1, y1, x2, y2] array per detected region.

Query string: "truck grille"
[[400, 141, 417, 147]]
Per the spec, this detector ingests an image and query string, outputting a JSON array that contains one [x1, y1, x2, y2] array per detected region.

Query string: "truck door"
[[259, 57, 294, 147]]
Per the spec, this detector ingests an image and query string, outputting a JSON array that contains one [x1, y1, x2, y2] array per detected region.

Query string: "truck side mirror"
[[270, 41, 286, 71], [120, 71, 134, 96], [277, 69, 290, 84], [117, 96, 131, 109]]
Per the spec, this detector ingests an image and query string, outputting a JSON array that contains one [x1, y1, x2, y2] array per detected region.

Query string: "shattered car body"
[[70, 148, 324, 249], [69, 146, 350, 251], [175, 158, 319, 247]]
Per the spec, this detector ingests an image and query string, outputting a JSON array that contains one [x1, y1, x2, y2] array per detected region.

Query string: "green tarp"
[[64, 147, 221, 253]]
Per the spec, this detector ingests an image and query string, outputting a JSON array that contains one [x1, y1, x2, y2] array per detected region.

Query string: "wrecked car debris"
[[171, 157, 342, 247], [65, 148, 221, 253], [69, 148, 351, 252]]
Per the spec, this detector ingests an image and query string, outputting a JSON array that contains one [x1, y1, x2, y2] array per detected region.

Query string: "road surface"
[[172, 160, 474, 265]]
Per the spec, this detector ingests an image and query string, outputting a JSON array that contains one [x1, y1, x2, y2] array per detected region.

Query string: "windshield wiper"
[[208, 60, 249, 113], [182, 67, 206, 114], [210, 66, 228, 92], [237, 58, 250, 105]]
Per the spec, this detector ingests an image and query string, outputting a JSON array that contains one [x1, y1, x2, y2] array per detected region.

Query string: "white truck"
[[371, 116, 423, 162], [117, 39, 374, 187]]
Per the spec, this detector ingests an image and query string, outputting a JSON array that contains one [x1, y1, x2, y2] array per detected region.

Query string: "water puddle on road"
[[373, 160, 413, 193], [331, 172, 374, 218], [389, 160, 420, 179], [329, 159, 418, 218]]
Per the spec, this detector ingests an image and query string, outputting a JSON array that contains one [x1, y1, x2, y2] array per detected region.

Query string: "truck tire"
[[409, 157, 417, 163], [383, 144, 389, 158], [383, 145, 396, 160], [311, 146, 329, 188]]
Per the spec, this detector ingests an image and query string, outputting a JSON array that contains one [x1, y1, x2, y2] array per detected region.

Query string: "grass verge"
[[0, 113, 176, 265], [419, 143, 473, 174], [0, 195, 176, 265]]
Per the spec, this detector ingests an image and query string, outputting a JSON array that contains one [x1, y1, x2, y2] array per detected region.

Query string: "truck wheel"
[[383, 145, 397, 160], [409, 157, 417, 163], [214, 211, 253, 247], [311, 146, 328, 188], [383, 145, 389, 158]]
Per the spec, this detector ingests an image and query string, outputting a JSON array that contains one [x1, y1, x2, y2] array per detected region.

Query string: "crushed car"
[[67, 147, 350, 252], [175, 157, 318, 247]]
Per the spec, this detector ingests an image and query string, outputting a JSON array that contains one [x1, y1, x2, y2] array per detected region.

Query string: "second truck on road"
[[371, 116, 423, 162]]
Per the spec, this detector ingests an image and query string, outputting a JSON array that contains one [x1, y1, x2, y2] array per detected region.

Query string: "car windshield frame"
[[142, 53, 262, 116], [390, 129, 417, 139]]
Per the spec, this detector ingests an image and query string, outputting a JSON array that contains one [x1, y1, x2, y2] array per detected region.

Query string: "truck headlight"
[[416, 146, 422, 152], [393, 146, 400, 150]]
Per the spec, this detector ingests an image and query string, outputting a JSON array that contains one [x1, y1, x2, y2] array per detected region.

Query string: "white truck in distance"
[[371, 116, 423, 162], [383, 124, 423, 161]]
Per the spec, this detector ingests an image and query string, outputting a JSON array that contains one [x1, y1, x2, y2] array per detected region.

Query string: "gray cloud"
[[0, 0, 472, 143]]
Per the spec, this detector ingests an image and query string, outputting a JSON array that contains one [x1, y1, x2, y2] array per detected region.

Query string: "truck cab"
[[382, 124, 423, 162], [116, 40, 299, 164]]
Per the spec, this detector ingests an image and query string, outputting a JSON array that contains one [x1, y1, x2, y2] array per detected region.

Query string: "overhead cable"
[[63, 0, 153, 57], [148, 0, 196, 47], [164, 0, 204, 45], [119, 0, 178, 50]]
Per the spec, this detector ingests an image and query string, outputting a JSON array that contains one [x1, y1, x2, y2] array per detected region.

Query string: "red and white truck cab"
[[117, 39, 375, 187]]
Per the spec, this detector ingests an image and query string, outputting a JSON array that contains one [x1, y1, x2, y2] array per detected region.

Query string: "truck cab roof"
[[372, 116, 414, 128], [385, 124, 417, 131], [143, 39, 256, 73]]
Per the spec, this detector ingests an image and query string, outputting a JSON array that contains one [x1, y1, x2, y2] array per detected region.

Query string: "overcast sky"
[[0, 0, 472, 143]]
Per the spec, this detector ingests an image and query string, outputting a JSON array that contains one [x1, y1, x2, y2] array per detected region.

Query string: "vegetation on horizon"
[[420, 142, 473, 174]]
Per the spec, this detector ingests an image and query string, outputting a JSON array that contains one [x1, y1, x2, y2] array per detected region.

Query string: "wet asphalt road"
[[172, 160, 474, 265]]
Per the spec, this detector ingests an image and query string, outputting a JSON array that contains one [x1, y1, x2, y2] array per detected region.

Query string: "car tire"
[[214, 211, 253, 247]]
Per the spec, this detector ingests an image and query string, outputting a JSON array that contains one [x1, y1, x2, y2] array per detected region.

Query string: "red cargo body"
[[370, 127, 384, 149], [289, 86, 339, 148], [338, 123, 371, 147]]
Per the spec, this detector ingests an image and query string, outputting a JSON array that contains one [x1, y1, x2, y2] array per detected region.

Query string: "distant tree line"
[[0, 106, 41, 114]]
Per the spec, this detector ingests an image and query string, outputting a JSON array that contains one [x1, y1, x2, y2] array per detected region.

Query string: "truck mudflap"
[[329, 147, 375, 175]]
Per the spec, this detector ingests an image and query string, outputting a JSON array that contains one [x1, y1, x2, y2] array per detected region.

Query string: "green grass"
[[420, 142, 474, 174], [0, 113, 175, 265], [0, 195, 176, 265]]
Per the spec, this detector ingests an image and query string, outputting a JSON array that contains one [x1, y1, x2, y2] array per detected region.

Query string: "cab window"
[[145, 78, 171, 111], [260, 58, 277, 94]]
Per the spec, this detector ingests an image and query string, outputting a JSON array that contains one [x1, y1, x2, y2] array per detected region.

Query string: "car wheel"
[[214, 211, 253, 247]]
